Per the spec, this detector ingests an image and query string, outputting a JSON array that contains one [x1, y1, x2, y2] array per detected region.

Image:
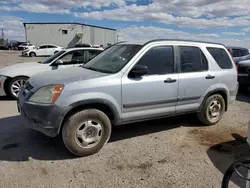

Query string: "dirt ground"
[[0, 50, 250, 188]]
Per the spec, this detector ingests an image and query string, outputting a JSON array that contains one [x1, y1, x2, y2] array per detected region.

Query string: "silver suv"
[[18, 40, 238, 156]]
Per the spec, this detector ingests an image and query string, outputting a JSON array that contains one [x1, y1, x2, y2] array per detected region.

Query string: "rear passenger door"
[[176, 45, 216, 113]]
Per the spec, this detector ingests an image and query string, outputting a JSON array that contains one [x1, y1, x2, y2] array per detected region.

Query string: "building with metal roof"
[[23, 22, 117, 48]]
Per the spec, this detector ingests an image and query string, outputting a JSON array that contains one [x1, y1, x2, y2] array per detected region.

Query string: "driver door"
[[121, 45, 178, 121]]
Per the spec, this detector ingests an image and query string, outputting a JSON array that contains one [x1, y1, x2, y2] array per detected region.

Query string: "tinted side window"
[[243, 49, 249, 56], [39, 45, 47, 49], [207, 47, 233, 69], [58, 50, 85, 65], [232, 49, 243, 57], [47, 45, 56, 48], [136, 46, 174, 75], [179, 46, 208, 73]]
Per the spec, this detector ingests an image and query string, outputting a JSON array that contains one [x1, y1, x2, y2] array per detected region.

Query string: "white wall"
[[25, 23, 117, 47]]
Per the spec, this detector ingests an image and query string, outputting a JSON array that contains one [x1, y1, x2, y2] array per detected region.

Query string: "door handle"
[[164, 78, 177, 83], [205, 75, 215, 79]]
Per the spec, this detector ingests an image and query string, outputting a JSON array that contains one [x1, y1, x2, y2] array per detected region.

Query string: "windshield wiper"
[[83, 66, 112, 73]]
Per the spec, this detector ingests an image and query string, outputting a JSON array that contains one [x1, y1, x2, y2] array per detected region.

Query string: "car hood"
[[0, 62, 46, 77], [238, 60, 250, 66], [28, 67, 109, 88]]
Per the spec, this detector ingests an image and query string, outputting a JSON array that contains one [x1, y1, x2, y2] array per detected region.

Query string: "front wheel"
[[54, 51, 58, 54], [198, 94, 225, 125], [7, 76, 28, 99], [29, 52, 36, 57], [62, 109, 112, 156]]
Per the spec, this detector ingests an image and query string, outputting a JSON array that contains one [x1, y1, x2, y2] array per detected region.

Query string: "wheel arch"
[[201, 88, 229, 111], [4, 75, 29, 94], [59, 99, 121, 134]]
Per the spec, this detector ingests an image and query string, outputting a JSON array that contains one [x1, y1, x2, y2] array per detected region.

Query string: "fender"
[[68, 98, 121, 123]]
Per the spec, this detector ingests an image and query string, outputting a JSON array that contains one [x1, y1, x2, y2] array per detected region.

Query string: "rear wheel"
[[29, 52, 36, 57], [62, 109, 112, 156], [198, 94, 225, 125], [7, 76, 28, 99], [54, 51, 58, 54]]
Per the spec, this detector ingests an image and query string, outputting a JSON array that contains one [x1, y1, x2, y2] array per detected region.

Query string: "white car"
[[18, 43, 35, 51], [22, 44, 63, 57], [0, 47, 103, 99]]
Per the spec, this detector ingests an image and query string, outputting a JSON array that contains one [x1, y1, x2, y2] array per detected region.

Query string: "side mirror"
[[55, 59, 63, 65], [129, 64, 148, 77]]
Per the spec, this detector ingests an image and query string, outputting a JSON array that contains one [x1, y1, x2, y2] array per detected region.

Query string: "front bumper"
[[18, 100, 71, 137], [238, 74, 250, 85], [0, 76, 7, 96]]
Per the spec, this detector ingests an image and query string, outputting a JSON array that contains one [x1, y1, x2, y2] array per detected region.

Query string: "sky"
[[1, 0, 250, 47]]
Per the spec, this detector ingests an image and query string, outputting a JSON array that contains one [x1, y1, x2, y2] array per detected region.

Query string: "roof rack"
[[143, 39, 224, 46]]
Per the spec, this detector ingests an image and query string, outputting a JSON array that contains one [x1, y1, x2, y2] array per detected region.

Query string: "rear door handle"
[[164, 78, 177, 83], [205, 75, 215, 79]]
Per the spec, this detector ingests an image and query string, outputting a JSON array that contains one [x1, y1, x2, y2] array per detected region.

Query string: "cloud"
[[0, 0, 128, 14], [242, 27, 250, 32], [76, 7, 250, 29], [0, 16, 25, 41], [222, 32, 246, 36], [1, 0, 250, 30], [119, 26, 250, 48]]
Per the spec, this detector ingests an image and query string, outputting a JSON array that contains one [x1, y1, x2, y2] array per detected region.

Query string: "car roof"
[[64, 47, 103, 51], [39, 44, 59, 46], [120, 39, 225, 46]]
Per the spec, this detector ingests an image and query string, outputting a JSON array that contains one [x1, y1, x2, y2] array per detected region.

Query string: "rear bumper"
[[18, 100, 71, 137], [0, 76, 7, 96], [238, 74, 250, 85]]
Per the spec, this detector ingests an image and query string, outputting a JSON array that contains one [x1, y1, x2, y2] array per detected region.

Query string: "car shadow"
[[0, 95, 14, 101], [0, 114, 200, 162], [207, 134, 250, 187]]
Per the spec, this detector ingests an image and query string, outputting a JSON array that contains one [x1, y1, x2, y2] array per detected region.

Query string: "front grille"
[[238, 66, 249, 74]]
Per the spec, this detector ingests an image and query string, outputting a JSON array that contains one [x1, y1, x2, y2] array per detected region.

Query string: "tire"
[[54, 51, 58, 54], [62, 109, 112, 156], [29, 52, 36, 57], [8, 76, 28, 99], [197, 94, 225, 125]]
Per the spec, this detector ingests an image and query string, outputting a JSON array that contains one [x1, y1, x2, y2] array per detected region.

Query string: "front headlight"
[[29, 85, 64, 104]]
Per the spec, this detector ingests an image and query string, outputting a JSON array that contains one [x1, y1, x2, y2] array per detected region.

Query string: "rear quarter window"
[[206, 47, 233, 69]]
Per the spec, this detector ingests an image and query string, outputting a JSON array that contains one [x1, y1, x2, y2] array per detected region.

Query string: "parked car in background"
[[22, 44, 63, 57], [0, 47, 103, 99], [18, 43, 35, 51], [17, 40, 238, 156], [237, 59, 250, 87], [227, 46, 250, 64]]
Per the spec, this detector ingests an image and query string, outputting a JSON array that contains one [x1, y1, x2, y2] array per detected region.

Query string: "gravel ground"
[[0, 50, 250, 188]]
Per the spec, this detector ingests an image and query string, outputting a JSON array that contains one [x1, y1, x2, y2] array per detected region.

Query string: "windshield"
[[40, 50, 65, 64], [83, 44, 142, 73]]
